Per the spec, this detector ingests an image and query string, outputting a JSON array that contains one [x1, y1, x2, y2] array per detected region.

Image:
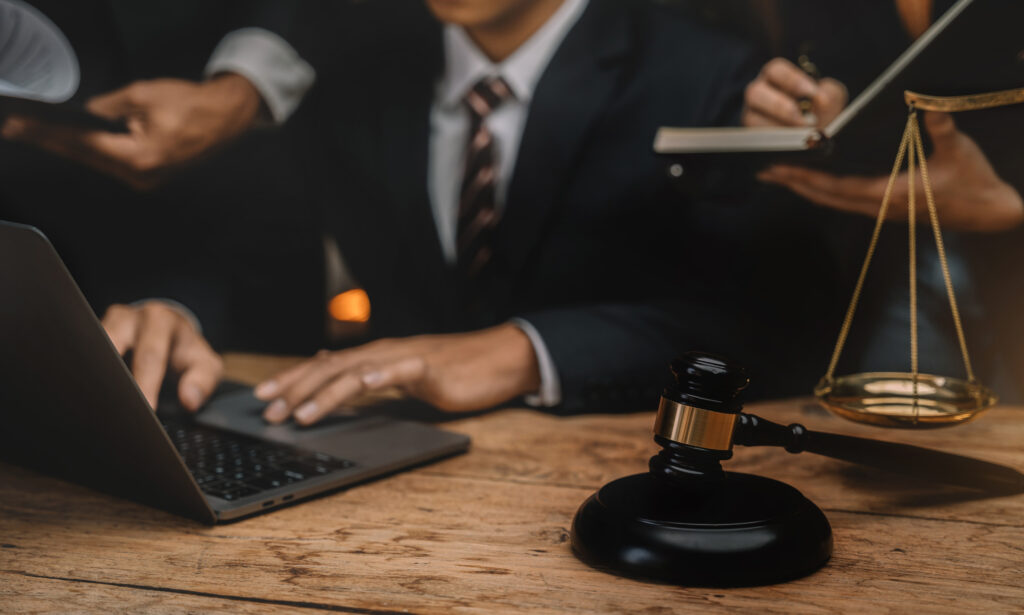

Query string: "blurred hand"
[[1, 74, 263, 190], [742, 57, 847, 128], [253, 323, 541, 426], [103, 301, 224, 411], [758, 112, 1024, 232]]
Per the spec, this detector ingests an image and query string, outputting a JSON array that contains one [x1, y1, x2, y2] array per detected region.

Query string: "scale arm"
[[904, 87, 1024, 112], [733, 413, 1024, 495]]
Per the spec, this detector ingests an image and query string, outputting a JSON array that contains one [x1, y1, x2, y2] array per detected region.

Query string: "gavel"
[[570, 352, 1024, 587]]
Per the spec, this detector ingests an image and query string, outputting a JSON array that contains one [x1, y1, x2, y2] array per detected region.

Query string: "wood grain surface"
[[3, 354, 1023, 614]]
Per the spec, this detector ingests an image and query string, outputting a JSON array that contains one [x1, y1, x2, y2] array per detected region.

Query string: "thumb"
[[86, 85, 137, 120], [923, 111, 957, 146], [177, 361, 222, 411]]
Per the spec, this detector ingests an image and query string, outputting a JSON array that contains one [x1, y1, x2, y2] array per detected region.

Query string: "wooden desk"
[[3, 353, 1024, 613]]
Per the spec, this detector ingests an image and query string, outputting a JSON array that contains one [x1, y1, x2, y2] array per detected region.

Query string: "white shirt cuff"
[[510, 318, 562, 407], [204, 27, 316, 124]]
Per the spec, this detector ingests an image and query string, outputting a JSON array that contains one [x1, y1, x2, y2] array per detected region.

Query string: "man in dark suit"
[[103, 0, 762, 421]]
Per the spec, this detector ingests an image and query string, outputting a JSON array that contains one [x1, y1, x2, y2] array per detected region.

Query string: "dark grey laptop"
[[0, 221, 469, 523]]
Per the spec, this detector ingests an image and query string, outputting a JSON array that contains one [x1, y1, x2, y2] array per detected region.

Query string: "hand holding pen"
[[741, 57, 847, 128]]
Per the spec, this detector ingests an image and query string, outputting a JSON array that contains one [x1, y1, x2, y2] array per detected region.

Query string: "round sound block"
[[571, 472, 832, 587]]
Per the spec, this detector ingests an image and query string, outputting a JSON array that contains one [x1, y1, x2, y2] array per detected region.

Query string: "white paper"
[[0, 0, 78, 103]]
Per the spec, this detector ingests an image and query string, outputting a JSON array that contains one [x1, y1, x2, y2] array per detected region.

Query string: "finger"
[[171, 326, 223, 411], [812, 78, 848, 124], [761, 57, 818, 99], [360, 357, 427, 392], [85, 86, 138, 120], [261, 352, 364, 424], [1, 114, 144, 179], [742, 107, 792, 128], [2, 115, 94, 157], [923, 111, 956, 145], [744, 79, 805, 126], [294, 372, 369, 426], [1, 114, 28, 140], [292, 356, 428, 425], [767, 165, 891, 202], [255, 346, 374, 401], [254, 351, 327, 400], [100, 304, 139, 356], [272, 356, 364, 420], [132, 306, 177, 409]]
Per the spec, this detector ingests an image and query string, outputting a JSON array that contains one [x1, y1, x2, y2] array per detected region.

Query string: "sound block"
[[571, 472, 832, 587]]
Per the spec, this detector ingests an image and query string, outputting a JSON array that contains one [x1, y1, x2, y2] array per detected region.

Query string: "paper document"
[[0, 0, 79, 103]]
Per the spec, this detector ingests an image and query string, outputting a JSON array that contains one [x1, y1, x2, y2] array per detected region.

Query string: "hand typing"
[[102, 301, 224, 411], [254, 323, 541, 426]]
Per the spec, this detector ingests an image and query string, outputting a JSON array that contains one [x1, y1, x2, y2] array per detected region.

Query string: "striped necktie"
[[457, 76, 514, 279]]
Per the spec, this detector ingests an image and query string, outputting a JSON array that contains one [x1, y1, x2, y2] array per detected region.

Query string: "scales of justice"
[[570, 87, 1024, 587]]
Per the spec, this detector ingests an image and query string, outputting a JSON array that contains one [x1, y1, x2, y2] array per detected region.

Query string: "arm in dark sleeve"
[[518, 301, 762, 413]]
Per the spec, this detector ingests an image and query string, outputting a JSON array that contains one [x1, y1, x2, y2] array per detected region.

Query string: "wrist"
[[490, 323, 542, 399], [203, 73, 265, 128]]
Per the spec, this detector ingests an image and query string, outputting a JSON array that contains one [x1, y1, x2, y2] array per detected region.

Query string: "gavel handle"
[[733, 413, 1024, 495]]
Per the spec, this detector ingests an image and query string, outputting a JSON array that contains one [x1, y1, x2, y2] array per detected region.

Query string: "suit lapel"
[[495, 1, 633, 293]]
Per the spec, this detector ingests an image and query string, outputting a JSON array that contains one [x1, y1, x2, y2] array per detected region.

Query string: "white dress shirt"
[[428, 0, 589, 406], [204, 28, 316, 124]]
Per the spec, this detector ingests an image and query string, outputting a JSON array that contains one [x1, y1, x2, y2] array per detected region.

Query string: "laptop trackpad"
[[196, 389, 387, 448]]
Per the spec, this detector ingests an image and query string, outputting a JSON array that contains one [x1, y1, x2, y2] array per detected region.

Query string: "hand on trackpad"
[[195, 389, 374, 446]]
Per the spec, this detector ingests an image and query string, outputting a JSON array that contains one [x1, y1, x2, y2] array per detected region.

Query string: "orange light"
[[329, 289, 371, 323]]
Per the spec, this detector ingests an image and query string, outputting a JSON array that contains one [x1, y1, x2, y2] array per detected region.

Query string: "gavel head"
[[569, 351, 832, 587], [649, 352, 749, 483]]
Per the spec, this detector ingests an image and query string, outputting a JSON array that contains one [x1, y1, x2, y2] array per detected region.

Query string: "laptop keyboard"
[[160, 417, 357, 501]]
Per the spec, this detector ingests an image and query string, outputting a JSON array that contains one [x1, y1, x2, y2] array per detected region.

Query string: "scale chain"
[[823, 116, 914, 382], [908, 113, 919, 421], [822, 110, 978, 389], [911, 114, 977, 384]]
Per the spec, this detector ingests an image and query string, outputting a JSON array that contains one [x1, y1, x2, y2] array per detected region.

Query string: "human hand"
[[1, 74, 263, 190], [102, 301, 224, 411], [742, 57, 847, 128], [253, 323, 541, 426], [757, 112, 1024, 232]]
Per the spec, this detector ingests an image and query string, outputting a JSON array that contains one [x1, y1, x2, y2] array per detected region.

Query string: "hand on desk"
[[254, 324, 541, 426], [758, 112, 1024, 232], [1, 74, 263, 190], [103, 301, 223, 411], [742, 57, 847, 129]]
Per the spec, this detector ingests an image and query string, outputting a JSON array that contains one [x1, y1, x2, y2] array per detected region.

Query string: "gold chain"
[[823, 110, 977, 386], [908, 113, 919, 420], [823, 116, 913, 382], [911, 115, 977, 383]]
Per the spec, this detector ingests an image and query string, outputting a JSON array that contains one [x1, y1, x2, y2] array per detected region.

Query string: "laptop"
[[0, 221, 470, 523]]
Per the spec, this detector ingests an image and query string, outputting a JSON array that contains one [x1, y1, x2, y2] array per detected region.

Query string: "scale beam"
[[904, 87, 1024, 112]]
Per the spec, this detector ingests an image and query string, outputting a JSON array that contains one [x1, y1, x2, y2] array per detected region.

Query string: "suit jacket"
[[293, 0, 771, 410]]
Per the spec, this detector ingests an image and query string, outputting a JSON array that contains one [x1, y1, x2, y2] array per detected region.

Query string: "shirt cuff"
[[204, 27, 316, 124], [132, 299, 203, 335], [510, 317, 562, 407]]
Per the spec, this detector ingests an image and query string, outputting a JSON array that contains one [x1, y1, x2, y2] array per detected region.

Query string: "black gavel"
[[570, 352, 1024, 588], [655, 355, 1024, 494]]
